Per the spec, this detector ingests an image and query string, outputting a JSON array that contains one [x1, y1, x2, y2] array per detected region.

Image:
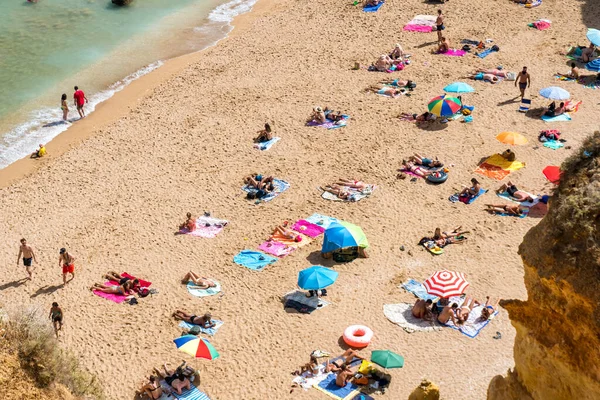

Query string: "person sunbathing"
[[308, 106, 327, 124], [179, 212, 196, 232], [557, 62, 580, 79], [410, 153, 443, 168], [485, 203, 525, 216], [333, 179, 373, 191], [320, 185, 352, 200], [415, 111, 437, 122], [324, 108, 347, 123], [399, 161, 436, 177], [437, 303, 459, 325], [412, 299, 433, 320], [474, 68, 509, 78], [389, 43, 405, 60], [90, 281, 134, 296], [433, 226, 468, 240], [103, 271, 141, 291], [500, 149, 516, 162], [172, 310, 216, 328], [435, 236, 467, 247], [153, 363, 190, 395], [138, 376, 163, 400], [456, 295, 478, 324], [244, 174, 274, 190], [299, 354, 325, 376], [554, 102, 566, 116], [437, 37, 450, 53], [181, 271, 217, 289], [254, 123, 273, 143], [327, 349, 365, 370], [459, 178, 481, 197], [468, 72, 499, 83], [365, 84, 405, 98], [480, 296, 501, 320], [374, 54, 394, 72], [496, 181, 534, 202], [581, 43, 596, 63], [270, 224, 303, 242]]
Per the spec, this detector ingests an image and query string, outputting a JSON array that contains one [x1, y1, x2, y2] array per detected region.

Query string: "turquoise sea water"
[[0, 0, 256, 168]]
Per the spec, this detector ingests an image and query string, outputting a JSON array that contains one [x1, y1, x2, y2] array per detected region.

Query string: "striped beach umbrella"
[[427, 95, 462, 116], [423, 270, 469, 298], [585, 59, 600, 72], [173, 335, 220, 360]]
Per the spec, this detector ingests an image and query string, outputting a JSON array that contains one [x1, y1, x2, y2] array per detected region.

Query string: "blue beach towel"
[[497, 191, 539, 207], [233, 250, 277, 271], [187, 281, 221, 297], [475, 48, 496, 58], [496, 209, 529, 218], [305, 213, 339, 230], [173, 384, 211, 400], [363, 1, 384, 12], [317, 373, 360, 398], [401, 279, 438, 301], [179, 320, 224, 336], [543, 140, 564, 150], [449, 188, 487, 204], [254, 137, 280, 151], [242, 178, 290, 202], [542, 113, 571, 122]]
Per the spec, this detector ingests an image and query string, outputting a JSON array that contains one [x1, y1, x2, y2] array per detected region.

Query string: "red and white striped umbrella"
[[423, 270, 469, 298]]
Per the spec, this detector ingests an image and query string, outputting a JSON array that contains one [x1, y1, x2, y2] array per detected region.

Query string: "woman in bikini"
[[410, 153, 443, 168], [399, 161, 436, 177], [456, 296, 478, 324], [103, 271, 141, 291], [172, 310, 216, 328], [308, 107, 327, 124], [254, 123, 273, 143], [320, 185, 352, 201], [433, 226, 469, 240], [480, 296, 501, 320], [270, 224, 302, 242], [459, 178, 481, 197], [485, 203, 524, 216], [365, 84, 405, 98], [496, 181, 535, 202], [90, 280, 134, 296], [138, 376, 163, 400], [181, 271, 216, 289], [389, 43, 404, 60], [179, 212, 196, 232], [153, 363, 190, 395], [60, 94, 69, 121]]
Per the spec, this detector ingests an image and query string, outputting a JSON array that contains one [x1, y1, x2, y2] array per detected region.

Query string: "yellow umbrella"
[[496, 132, 528, 145]]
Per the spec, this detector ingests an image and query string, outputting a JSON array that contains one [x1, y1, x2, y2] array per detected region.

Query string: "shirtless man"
[[437, 37, 450, 53], [412, 299, 433, 320], [515, 66, 531, 99], [557, 62, 580, 79], [335, 364, 355, 388], [485, 203, 525, 216], [469, 72, 499, 84], [172, 311, 216, 328], [437, 303, 459, 325], [435, 9, 445, 42], [474, 68, 509, 78], [58, 248, 75, 285], [496, 181, 535, 202], [17, 238, 37, 280], [581, 43, 596, 63]]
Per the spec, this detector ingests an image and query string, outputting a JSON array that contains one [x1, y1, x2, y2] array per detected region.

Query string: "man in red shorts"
[[59, 248, 76, 285], [73, 86, 88, 119]]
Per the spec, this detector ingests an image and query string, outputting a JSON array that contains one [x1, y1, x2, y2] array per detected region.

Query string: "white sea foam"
[[208, 0, 257, 24], [0, 61, 162, 169]]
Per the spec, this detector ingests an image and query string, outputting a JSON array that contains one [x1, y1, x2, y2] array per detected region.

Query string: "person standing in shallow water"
[[73, 86, 88, 119], [16, 238, 37, 280], [61, 93, 69, 121]]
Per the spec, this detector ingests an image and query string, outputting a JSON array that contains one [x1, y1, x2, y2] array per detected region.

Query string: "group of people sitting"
[[244, 173, 276, 200], [307, 106, 346, 125], [544, 101, 575, 118], [320, 178, 374, 201], [138, 361, 196, 399], [413, 295, 500, 325], [397, 154, 444, 178]]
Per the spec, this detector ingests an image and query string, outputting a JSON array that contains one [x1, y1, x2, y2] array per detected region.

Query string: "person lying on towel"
[[399, 161, 438, 178], [433, 226, 468, 240], [496, 181, 535, 202], [153, 362, 191, 395], [484, 203, 525, 216], [270, 224, 303, 242], [103, 271, 141, 291], [172, 310, 216, 328], [90, 280, 134, 296], [181, 271, 217, 289], [410, 153, 443, 168], [365, 84, 406, 98], [468, 72, 499, 83]]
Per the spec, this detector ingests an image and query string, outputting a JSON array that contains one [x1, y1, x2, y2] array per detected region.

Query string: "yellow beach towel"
[[485, 154, 526, 171]]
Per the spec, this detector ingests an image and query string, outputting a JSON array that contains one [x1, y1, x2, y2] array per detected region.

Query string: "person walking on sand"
[[49, 302, 63, 338], [435, 9, 445, 42], [16, 238, 37, 280], [515, 66, 531, 99], [58, 248, 75, 285], [73, 86, 88, 119], [61, 93, 69, 122]]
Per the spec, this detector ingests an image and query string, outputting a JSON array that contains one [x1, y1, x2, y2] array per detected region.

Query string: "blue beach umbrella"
[[298, 266, 339, 290], [586, 28, 600, 47], [443, 82, 475, 94], [322, 221, 369, 254], [586, 59, 600, 72], [539, 86, 570, 100]]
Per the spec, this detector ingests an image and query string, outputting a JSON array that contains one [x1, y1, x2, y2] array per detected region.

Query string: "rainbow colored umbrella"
[[427, 94, 462, 116], [173, 335, 220, 360], [322, 221, 369, 254]]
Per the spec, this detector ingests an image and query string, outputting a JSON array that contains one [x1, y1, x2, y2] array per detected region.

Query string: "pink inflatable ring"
[[343, 325, 373, 348]]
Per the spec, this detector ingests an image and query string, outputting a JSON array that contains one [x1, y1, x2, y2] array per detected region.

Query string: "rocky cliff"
[[488, 132, 600, 400]]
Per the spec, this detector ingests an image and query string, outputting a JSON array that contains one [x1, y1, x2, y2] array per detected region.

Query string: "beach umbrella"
[[427, 94, 462, 116], [423, 270, 469, 298], [298, 266, 339, 290], [443, 82, 475, 94], [539, 86, 570, 100], [371, 350, 404, 369], [496, 131, 528, 145], [586, 28, 600, 47], [585, 59, 600, 72], [322, 221, 369, 254], [173, 335, 220, 360], [543, 166, 561, 184]]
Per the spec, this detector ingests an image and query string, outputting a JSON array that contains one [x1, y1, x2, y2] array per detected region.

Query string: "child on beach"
[[49, 302, 63, 338], [30, 144, 46, 159]]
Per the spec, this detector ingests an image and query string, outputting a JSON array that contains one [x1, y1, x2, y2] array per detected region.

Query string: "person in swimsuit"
[[90, 280, 134, 296], [60, 93, 69, 121], [138, 376, 163, 400], [335, 364, 355, 388], [437, 303, 459, 324], [474, 68, 509, 78], [59, 248, 75, 285], [308, 106, 327, 124], [435, 236, 467, 247], [412, 299, 433, 320], [496, 181, 535, 202], [270, 224, 303, 242], [515, 66, 531, 99], [485, 203, 524, 216], [437, 37, 450, 53], [399, 161, 437, 177], [333, 178, 373, 191], [414, 111, 437, 123], [557, 62, 580, 80], [410, 154, 443, 168], [373, 54, 394, 72], [581, 43, 596, 63], [172, 310, 216, 328], [254, 123, 273, 143], [480, 296, 501, 320], [153, 363, 190, 395], [17, 238, 37, 280], [456, 296, 478, 324], [365, 84, 405, 98], [49, 302, 63, 338], [433, 226, 468, 240], [553, 102, 566, 116], [181, 271, 217, 289], [179, 212, 196, 232], [436, 9, 445, 42], [103, 271, 141, 291], [468, 72, 499, 83], [459, 178, 481, 197], [244, 174, 274, 190], [389, 43, 404, 60]]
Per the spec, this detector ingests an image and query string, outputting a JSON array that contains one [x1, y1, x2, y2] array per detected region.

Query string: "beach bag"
[[492, 45, 500, 52], [333, 247, 358, 262], [138, 287, 150, 298], [462, 45, 471, 52], [407, 81, 417, 89]]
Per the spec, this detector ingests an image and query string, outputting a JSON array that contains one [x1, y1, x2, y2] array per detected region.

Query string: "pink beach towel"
[[403, 24, 432, 32], [439, 49, 466, 57], [110, 272, 152, 288], [93, 282, 132, 303], [258, 241, 295, 257], [292, 220, 325, 238], [533, 21, 551, 30], [180, 216, 228, 238]]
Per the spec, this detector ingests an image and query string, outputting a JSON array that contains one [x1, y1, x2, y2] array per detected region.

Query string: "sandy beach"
[[1, 0, 599, 399]]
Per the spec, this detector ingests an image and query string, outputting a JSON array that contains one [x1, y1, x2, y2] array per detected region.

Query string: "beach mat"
[[306, 213, 339, 230], [186, 281, 221, 297], [241, 178, 290, 202], [233, 250, 277, 271], [444, 300, 498, 338], [269, 230, 312, 249], [258, 240, 295, 257], [475, 48, 497, 58], [403, 15, 436, 32], [292, 219, 325, 238], [449, 188, 487, 204], [92, 282, 133, 304], [181, 216, 228, 238], [254, 136, 280, 151], [363, 1, 384, 12], [475, 154, 525, 180], [543, 140, 564, 150], [179, 320, 224, 336], [542, 113, 572, 122], [306, 114, 349, 129], [422, 241, 444, 255], [283, 290, 330, 314], [383, 303, 443, 333], [172, 384, 211, 400], [440, 49, 466, 57], [315, 373, 361, 400], [401, 279, 438, 301]]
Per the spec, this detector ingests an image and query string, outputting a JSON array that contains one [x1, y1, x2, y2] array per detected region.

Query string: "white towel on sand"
[[383, 303, 442, 333]]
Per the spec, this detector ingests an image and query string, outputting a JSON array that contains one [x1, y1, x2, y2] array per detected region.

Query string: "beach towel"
[[554, 74, 575, 81], [292, 219, 325, 238], [307, 114, 349, 129], [494, 209, 529, 218], [375, 87, 404, 98], [475, 154, 525, 180], [306, 213, 339, 230], [401, 279, 438, 301], [422, 241, 444, 255], [439, 49, 466, 57], [187, 281, 221, 298], [110, 272, 152, 289], [579, 76, 600, 89], [521, 0, 541, 7], [497, 191, 538, 207], [92, 282, 133, 304], [519, 98, 531, 112], [181, 216, 228, 238], [315, 373, 361, 400], [444, 302, 498, 338], [268, 230, 312, 249], [179, 320, 224, 336], [449, 188, 487, 204], [254, 137, 280, 151], [543, 166, 561, 184], [543, 140, 564, 150], [283, 290, 330, 314], [403, 15, 436, 32], [383, 303, 443, 333], [242, 178, 290, 203], [233, 250, 277, 271], [320, 185, 375, 202], [258, 240, 295, 257], [172, 384, 211, 400], [363, 1, 384, 12], [542, 113, 571, 122], [530, 19, 551, 30], [475, 48, 497, 59]]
